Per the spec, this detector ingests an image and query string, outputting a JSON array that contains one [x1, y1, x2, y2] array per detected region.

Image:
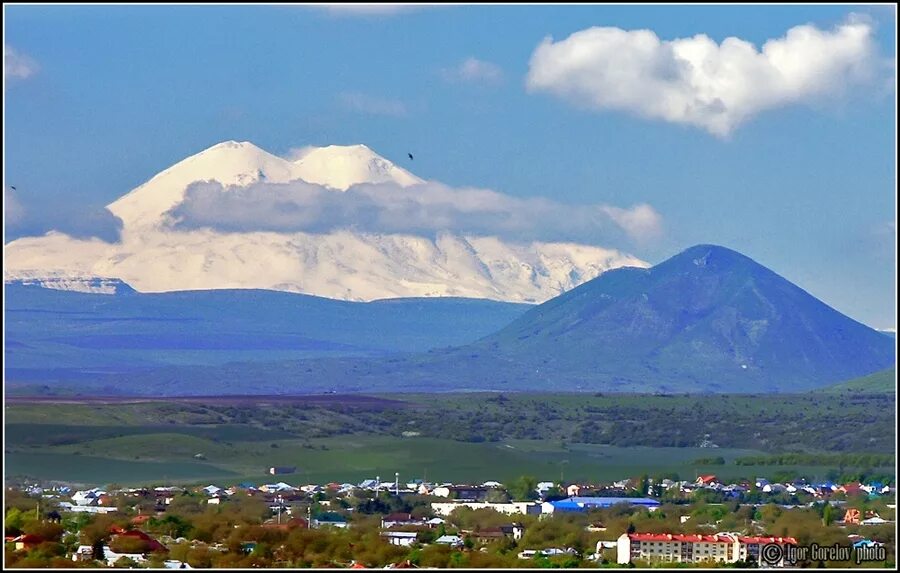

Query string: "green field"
[[818, 368, 896, 393], [4, 393, 894, 487], [2, 433, 785, 487], [4, 451, 236, 484]]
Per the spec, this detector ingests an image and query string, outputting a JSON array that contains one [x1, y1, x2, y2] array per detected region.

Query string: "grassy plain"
[[4, 393, 894, 487]]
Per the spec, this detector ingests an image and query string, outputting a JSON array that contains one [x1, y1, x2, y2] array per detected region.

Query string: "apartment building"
[[616, 533, 798, 566]]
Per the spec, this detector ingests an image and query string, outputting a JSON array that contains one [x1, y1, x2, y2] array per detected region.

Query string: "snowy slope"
[[108, 141, 308, 231], [4, 140, 649, 302], [293, 144, 422, 190], [5, 272, 135, 295]]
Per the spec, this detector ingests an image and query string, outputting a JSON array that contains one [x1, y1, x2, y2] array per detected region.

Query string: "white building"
[[430, 501, 541, 516], [381, 532, 418, 547], [616, 533, 798, 566]]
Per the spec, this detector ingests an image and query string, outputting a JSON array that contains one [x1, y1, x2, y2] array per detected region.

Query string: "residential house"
[[566, 484, 588, 497], [861, 515, 890, 525], [381, 531, 418, 547], [110, 527, 168, 553], [381, 513, 425, 529], [840, 483, 864, 496], [57, 502, 118, 514], [762, 483, 787, 494], [432, 485, 489, 501], [13, 534, 45, 551], [518, 548, 577, 559], [535, 481, 555, 495], [466, 523, 523, 543], [72, 545, 148, 567], [434, 535, 463, 547], [202, 485, 222, 497], [71, 489, 103, 506], [312, 512, 349, 529], [259, 482, 296, 493], [358, 479, 379, 490]]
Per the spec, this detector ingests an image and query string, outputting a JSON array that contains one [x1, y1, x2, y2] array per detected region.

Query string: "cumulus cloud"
[[339, 92, 408, 117], [600, 204, 664, 243], [526, 16, 883, 136], [167, 179, 663, 245], [441, 57, 505, 85], [4, 45, 39, 80], [5, 189, 123, 243]]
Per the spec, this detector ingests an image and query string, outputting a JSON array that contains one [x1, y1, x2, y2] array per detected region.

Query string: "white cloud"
[[600, 204, 664, 243], [442, 57, 505, 85], [339, 92, 408, 117], [526, 16, 883, 137], [4, 187, 123, 243], [168, 179, 663, 245], [4, 45, 39, 80]]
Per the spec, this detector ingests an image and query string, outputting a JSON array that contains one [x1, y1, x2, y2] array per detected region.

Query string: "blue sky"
[[4, 4, 897, 329]]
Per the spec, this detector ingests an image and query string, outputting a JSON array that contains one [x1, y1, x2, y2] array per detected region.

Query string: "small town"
[[4, 471, 895, 568]]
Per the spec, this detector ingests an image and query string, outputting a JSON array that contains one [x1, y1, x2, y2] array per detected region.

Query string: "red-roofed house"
[[381, 513, 424, 529], [110, 529, 167, 553], [14, 534, 45, 551], [696, 475, 717, 486], [840, 483, 864, 496]]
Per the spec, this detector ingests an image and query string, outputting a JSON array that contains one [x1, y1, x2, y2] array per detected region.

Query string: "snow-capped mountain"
[[5, 272, 136, 295], [292, 144, 422, 190], [4, 141, 648, 302]]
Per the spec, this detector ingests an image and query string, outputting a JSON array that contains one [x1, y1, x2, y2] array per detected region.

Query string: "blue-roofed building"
[[543, 497, 661, 514]]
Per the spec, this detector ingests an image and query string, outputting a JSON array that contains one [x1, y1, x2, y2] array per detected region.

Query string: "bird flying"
[[407, 153, 414, 160]]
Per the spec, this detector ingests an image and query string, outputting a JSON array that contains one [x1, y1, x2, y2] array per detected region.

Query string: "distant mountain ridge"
[[4, 283, 531, 390], [4, 140, 645, 302], [31, 244, 893, 396], [5, 274, 136, 295]]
